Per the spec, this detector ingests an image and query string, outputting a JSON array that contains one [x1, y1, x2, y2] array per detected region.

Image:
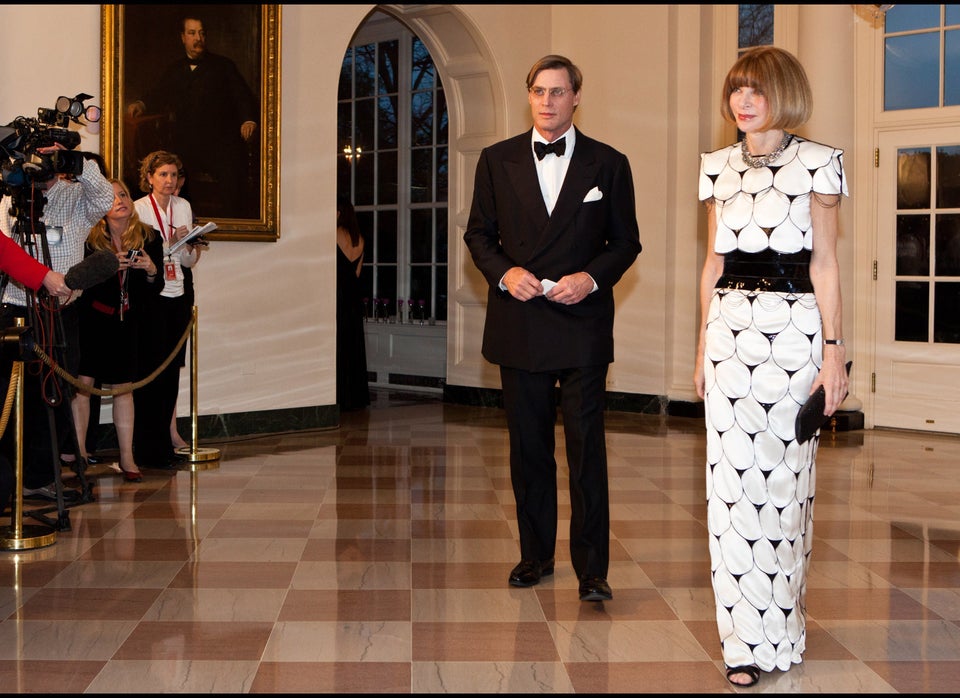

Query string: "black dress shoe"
[[508, 558, 555, 587], [579, 575, 612, 602]]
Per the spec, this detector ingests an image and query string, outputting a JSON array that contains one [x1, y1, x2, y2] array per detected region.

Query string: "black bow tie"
[[534, 137, 566, 160]]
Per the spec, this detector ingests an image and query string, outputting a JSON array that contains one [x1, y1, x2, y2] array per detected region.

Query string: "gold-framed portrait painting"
[[101, 4, 280, 241]]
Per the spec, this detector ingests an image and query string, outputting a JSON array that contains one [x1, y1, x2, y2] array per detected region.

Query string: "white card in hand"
[[541, 278, 557, 294]]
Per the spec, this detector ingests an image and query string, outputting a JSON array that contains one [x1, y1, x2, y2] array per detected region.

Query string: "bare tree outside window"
[[738, 4, 774, 52]]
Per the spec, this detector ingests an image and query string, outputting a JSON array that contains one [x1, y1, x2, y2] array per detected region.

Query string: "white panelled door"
[[874, 127, 960, 433]]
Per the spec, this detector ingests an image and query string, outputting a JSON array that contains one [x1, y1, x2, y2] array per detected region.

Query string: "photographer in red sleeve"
[[0, 231, 75, 517]]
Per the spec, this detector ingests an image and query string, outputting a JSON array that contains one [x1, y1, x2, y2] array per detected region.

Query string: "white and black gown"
[[698, 135, 847, 672]]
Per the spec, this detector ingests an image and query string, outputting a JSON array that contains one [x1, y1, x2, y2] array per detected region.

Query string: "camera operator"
[[0, 143, 114, 501]]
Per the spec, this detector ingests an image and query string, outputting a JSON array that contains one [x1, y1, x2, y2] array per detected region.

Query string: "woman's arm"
[[694, 200, 724, 399], [808, 192, 849, 415]]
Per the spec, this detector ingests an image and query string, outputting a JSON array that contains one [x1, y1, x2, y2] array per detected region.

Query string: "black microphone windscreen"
[[64, 249, 120, 291]]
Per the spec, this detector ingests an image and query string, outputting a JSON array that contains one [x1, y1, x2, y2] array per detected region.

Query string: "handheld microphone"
[[64, 249, 120, 290]]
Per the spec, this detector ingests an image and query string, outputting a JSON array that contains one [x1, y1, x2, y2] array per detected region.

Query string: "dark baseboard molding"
[[88, 387, 862, 450]]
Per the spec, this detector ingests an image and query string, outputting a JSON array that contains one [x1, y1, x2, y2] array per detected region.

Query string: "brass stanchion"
[[175, 306, 220, 470], [2, 318, 56, 550]]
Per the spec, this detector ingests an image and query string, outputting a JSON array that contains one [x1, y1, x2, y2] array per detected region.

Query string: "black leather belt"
[[717, 249, 813, 293]]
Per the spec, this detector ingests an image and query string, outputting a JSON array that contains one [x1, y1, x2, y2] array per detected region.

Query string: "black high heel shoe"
[[725, 665, 760, 687]]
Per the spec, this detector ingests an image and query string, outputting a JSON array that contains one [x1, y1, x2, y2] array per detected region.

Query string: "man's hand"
[[126, 101, 146, 118], [545, 272, 594, 305], [502, 266, 543, 301], [241, 121, 257, 142]]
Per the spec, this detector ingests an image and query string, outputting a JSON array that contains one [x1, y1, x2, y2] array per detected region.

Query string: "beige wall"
[[0, 4, 860, 424]]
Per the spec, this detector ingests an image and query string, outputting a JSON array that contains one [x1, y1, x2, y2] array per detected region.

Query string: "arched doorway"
[[338, 5, 506, 396]]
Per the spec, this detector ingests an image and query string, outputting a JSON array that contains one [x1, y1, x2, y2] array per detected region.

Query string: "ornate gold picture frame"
[[101, 4, 280, 241]]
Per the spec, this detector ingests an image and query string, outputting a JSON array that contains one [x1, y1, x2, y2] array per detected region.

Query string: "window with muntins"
[[338, 29, 448, 322], [884, 4, 960, 110]]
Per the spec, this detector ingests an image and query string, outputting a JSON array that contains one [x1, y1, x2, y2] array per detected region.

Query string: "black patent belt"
[[716, 249, 813, 294]]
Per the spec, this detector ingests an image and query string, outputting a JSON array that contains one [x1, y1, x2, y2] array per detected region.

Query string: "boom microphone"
[[64, 249, 120, 290]]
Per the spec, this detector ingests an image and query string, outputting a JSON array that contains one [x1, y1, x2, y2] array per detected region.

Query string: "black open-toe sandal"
[[725, 665, 760, 687]]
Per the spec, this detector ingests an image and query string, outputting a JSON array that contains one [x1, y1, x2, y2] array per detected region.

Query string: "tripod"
[[0, 183, 95, 532]]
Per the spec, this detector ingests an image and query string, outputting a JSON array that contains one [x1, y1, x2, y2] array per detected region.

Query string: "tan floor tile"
[[263, 621, 412, 662], [411, 588, 545, 622], [114, 621, 274, 660], [88, 659, 261, 693], [291, 561, 411, 590], [280, 589, 411, 621], [146, 588, 287, 622]]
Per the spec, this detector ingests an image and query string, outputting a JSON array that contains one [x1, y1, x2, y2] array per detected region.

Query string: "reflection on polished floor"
[[1, 389, 959, 693]]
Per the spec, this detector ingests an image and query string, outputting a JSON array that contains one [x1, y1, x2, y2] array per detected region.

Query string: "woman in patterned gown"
[[694, 46, 849, 687]]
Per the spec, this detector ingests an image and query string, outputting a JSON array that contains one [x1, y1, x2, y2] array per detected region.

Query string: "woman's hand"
[[41, 270, 72, 298], [813, 345, 849, 417]]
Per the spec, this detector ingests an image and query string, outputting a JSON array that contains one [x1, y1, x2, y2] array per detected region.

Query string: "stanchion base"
[[1, 524, 57, 551], [176, 446, 221, 471]]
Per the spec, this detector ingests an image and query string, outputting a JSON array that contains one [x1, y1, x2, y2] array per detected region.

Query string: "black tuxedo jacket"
[[464, 128, 641, 372]]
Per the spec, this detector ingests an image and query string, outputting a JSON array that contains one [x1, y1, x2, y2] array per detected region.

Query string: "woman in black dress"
[[336, 197, 370, 411], [74, 179, 165, 482]]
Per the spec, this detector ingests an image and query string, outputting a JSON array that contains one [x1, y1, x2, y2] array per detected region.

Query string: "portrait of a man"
[[121, 5, 262, 221]]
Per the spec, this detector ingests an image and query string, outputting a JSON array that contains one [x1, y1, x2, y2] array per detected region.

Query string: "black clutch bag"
[[795, 361, 852, 444]]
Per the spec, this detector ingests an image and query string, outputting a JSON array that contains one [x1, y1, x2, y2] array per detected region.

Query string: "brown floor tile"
[[412, 621, 559, 661], [168, 561, 297, 588], [16, 587, 161, 621], [0, 659, 104, 693], [252, 661, 411, 693], [410, 519, 513, 539], [412, 561, 516, 589], [566, 661, 729, 693], [866, 660, 960, 693], [317, 503, 412, 520], [206, 519, 315, 538], [863, 561, 960, 588], [302, 538, 411, 562], [808, 587, 943, 620]]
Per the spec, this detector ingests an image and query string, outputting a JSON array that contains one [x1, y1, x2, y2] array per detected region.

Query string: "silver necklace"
[[741, 132, 792, 169]]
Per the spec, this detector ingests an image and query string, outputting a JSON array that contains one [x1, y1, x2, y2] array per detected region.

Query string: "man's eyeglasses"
[[528, 86, 571, 99]]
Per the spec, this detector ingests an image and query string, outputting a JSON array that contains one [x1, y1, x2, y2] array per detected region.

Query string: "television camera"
[[0, 94, 101, 192]]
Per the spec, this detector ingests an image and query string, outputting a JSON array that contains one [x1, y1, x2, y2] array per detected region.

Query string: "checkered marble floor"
[[1, 390, 959, 693]]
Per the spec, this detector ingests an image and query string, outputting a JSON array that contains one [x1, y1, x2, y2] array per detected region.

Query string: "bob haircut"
[[138, 150, 184, 194], [525, 54, 583, 94], [721, 46, 812, 131]]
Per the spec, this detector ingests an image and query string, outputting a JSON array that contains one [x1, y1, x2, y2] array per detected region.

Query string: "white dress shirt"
[[532, 125, 576, 215]]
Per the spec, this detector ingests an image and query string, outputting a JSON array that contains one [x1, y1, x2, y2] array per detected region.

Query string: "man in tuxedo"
[[464, 55, 641, 602]]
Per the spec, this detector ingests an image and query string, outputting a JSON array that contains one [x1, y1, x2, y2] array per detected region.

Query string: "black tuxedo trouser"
[[500, 363, 610, 579]]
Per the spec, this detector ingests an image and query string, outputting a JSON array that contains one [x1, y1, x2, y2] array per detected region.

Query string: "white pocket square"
[[582, 186, 603, 203]]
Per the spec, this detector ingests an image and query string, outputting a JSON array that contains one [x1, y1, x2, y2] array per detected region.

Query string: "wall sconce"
[[343, 145, 362, 161]]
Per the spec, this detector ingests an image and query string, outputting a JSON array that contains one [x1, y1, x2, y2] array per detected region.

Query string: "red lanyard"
[[149, 194, 173, 242]]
